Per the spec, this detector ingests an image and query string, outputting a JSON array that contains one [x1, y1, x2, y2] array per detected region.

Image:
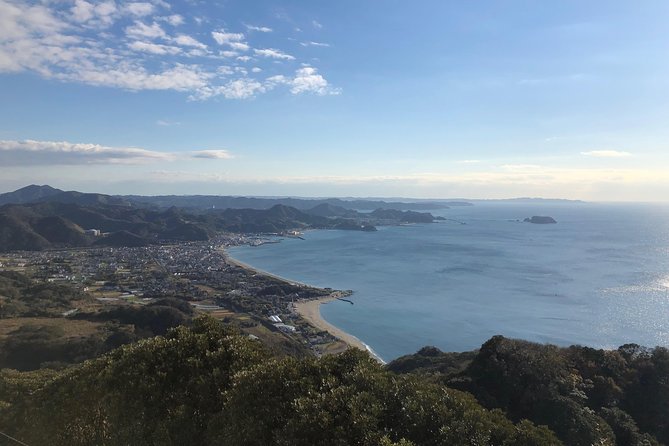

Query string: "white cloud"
[[126, 21, 166, 40], [0, 139, 175, 165], [229, 41, 249, 51], [70, 63, 212, 92], [290, 66, 339, 95], [216, 66, 233, 75], [173, 34, 207, 49], [191, 150, 235, 159], [195, 78, 266, 100], [0, 1, 338, 101], [1, 1, 64, 40], [254, 48, 294, 60], [312, 20, 323, 29], [300, 41, 330, 47], [211, 29, 244, 45], [128, 41, 181, 55], [245, 24, 272, 33], [162, 14, 184, 26], [124, 2, 155, 17], [69, 0, 117, 26], [72, 1, 117, 27], [266, 74, 287, 84], [581, 150, 632, 158], [264, 67, 338, 96], [71, 0, 95, 22]]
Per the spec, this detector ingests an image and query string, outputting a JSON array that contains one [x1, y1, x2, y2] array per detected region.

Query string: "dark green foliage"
[[85, 304, 191, 335], [0, 317, 560, 446], [93, 229, 149, 247], [0, 201, 391, 251], [394, 336, 669, 445], [0, 324, 108, 370], [619, 346, 669, 444], [148, 296, 195, 315], [387, 345, 476, 376], [369, 208, 435, 223], [600, 408, 660, 446], [31, 215, 90, 245]]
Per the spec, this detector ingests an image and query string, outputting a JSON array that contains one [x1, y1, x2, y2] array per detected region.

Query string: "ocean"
[[227, 202, 669, 362]]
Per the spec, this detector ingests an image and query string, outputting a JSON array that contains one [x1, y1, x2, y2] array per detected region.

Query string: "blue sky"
[[1, 0, 668, 200]]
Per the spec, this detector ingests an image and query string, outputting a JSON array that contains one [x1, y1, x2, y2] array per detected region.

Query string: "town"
[[0, 235, 351, 360]]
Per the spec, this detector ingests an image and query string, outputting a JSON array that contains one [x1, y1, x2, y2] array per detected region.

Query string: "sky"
[[1, 0, 668, 201]]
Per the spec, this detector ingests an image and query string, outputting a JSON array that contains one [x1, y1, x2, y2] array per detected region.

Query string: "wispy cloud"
[[300, 41, 330, 47], [173, 34, 207, 49], [0, 139, 240, 165], [191, 150, 234, 159], [126, 21, 167, 40], [211, 29, 245, 45], [128, 41, 181, 55], [581, 150, 632, 158], [0, 1, 338, 101], [140, 167, 669, 190], [254, 48, 295, 60], [245, 24, 272, 33], [124, 2, 155, 17], [0, 139, 176, 165], [161, 14, 184, 26], [70, 0, 117, 27]]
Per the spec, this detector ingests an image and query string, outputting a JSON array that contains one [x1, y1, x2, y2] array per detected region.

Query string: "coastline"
[[293, 296, 385, 363], [221, 245, 385, 363], [223, 250, 312, 287]]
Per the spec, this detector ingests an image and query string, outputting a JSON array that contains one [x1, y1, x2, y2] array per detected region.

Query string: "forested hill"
[[389, 336, 669, 446], [2, 313, 667, 444], [0, 317, 560, 446], [0, 200, 443, 251]]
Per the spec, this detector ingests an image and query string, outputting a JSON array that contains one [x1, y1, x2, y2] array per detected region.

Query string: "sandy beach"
[[222, 249, 312, 287], [221, 246, 383, 362], [294, 296, 369, 352]]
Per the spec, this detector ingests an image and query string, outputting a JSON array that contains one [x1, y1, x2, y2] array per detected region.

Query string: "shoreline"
[[293, 296, 385, 364], [223, 250, 312, 287], [221, 245, 385, 363]]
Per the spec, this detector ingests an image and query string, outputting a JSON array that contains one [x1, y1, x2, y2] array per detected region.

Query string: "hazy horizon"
[[5, 183, 669, 204]]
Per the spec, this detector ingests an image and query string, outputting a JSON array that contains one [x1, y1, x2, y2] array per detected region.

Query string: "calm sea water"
[[227, 202, 669, 362]]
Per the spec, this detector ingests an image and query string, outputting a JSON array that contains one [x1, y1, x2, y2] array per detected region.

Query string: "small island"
[[524, 216, 557, 224]]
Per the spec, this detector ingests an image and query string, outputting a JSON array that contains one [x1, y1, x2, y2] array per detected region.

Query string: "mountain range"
[[0, 186, 444, 251]]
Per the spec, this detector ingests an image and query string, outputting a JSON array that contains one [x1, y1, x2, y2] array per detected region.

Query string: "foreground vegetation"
[[390, 337, 669, 446], [0, 317, 559, 446]]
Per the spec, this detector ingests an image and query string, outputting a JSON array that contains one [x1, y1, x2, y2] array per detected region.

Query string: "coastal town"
[[0, 234, 357, 358]]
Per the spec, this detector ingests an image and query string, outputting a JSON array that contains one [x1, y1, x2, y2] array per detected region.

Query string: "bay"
[[227, 202, 669, 361]]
